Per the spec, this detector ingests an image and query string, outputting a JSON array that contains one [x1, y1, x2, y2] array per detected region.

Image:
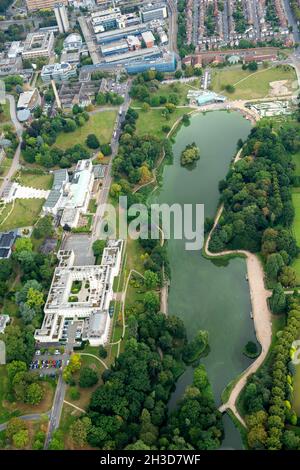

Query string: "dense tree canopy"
[[209, 123, 299, 260]]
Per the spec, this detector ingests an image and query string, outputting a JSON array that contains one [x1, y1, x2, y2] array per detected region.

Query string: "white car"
[[54, 350, 60, 355], [35, 350, 41, 356]]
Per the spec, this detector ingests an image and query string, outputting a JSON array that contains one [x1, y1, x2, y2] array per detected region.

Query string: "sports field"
[[211, 65, 297, 100]]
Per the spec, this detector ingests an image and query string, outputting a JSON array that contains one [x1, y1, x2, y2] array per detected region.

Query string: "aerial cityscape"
[[0, 0, 300, 459]]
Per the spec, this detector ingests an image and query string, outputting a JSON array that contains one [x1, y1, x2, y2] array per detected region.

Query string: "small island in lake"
[[180, 142, 200, 167]]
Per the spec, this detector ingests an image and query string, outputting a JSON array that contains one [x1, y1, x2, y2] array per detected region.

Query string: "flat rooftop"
[[45, 263, 111, 311]]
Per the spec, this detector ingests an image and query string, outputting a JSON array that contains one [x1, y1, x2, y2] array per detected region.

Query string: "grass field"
[[0, 366, 55, 424], [292, 152, 300, 176], [0, 198, 44, 231], [0, 366, 17, 424], [211, 65, 296, 100], [0, 156, 13, 178], [88, 198, 97, 214], [132, 80, 199, 108], [135, 107, 194, 139], [0, 100, 11, 127], [292, 362, 300, 416], [55, 111, 117, 150], [292, 189, 300, 246], [16, 171, 53, 190]]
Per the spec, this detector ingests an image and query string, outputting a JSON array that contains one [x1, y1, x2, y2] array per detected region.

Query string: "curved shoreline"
[[135, 109, 271, 427], [204, 157, 272, 427]]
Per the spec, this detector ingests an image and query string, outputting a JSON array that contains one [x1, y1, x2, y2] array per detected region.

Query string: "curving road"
[[0, 411, 51, 432]]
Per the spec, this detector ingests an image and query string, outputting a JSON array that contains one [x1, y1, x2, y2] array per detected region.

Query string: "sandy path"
[[204, 151, 272, 427]]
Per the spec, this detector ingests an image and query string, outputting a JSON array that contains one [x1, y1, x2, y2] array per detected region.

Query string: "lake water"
[[152, 111, 255, 449]]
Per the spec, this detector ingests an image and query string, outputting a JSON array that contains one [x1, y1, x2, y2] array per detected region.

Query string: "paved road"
[[91, 81, 132, 245], [44, 374, 66, 449], [0, 95, 23, 199], [167, 0, 179, 59], [44, 80, 132, 447], [0, 411, 51, 432], [283, 0, 300, 43], [43, 326, 77, 448]]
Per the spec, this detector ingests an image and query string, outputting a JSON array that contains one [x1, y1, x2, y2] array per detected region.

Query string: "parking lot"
[[62, 234, 94, 266], [30, 318, 83, 375], [30, 348, 65, 376]]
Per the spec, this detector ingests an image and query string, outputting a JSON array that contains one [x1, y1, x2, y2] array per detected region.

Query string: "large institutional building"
[[34, 240, 123, 346], [26, 0, 68, 11], [22, 32, 54, 60], [43, 159, 94, 228]]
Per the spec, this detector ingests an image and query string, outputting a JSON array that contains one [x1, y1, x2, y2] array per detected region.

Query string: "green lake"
[[152, 110, 256, 449]]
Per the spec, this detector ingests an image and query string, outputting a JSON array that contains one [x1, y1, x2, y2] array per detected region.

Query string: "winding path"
[[0, 411, 50, 432], [78, 352, 108, 370], [206, 119, 281, 421], [205, 205, 272, 426], [203, 145, 273, 426]]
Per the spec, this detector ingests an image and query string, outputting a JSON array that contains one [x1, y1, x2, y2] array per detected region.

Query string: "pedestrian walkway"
[[2, 182, 49, 203]]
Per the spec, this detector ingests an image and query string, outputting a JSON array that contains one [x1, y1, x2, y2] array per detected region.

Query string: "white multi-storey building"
[[34, 240, 124, 346], [43, 159, 94, 228], [41, 62, 77, 82]]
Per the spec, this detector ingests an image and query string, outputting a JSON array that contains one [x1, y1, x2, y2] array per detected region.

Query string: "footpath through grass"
[[0, 198, 44, 231], [135, 107, 194, 139], [55, 111, 117, 150], [211, 65, 296, 100]]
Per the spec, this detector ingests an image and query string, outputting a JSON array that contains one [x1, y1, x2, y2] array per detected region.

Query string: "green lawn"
[[15, 171, 53, 190], [79, 354, 104, 373], [0, 156, 13, 178], [292, 152, 300, 177], [0, 198, 44, 231], [1, 299, 18, 317], [0, 366, 17, 424], [292, 189, 300, 246], [88, 198, 97, 214], [211, 65, 296, 100], [292, 362, 300, 416], [132, 80, 199, 108], [135, 107, 194, 139], [55, 111, 117, 150], [0, 101, 11, 125]]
